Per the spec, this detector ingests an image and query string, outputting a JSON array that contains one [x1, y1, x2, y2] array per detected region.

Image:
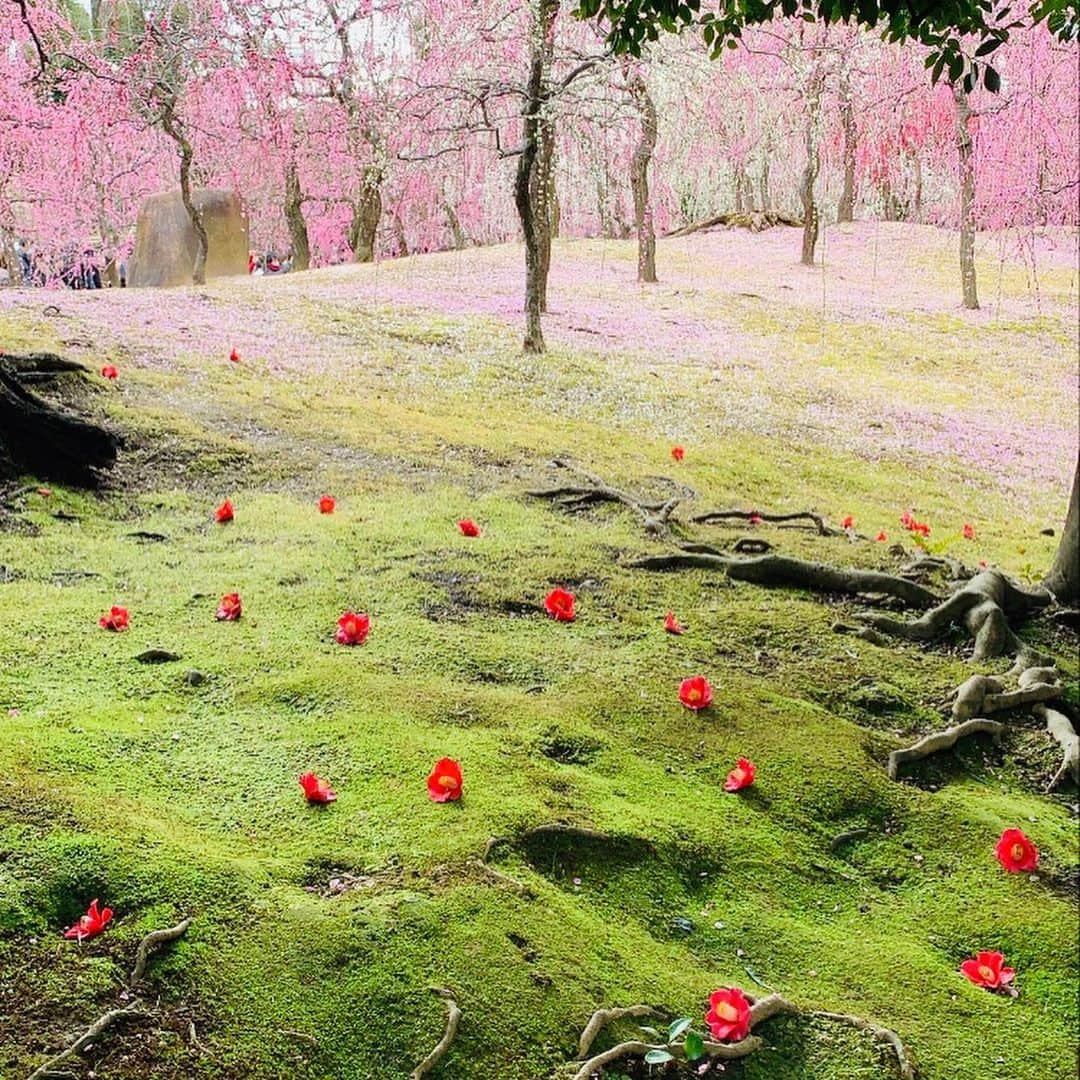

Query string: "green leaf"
[[639, 1026, 662, 1039], [684, 1031, 706, 1061], [668, 1018, 692, 1040], [984, 66, 1001, 92], [644, 1049, 674, 1064]]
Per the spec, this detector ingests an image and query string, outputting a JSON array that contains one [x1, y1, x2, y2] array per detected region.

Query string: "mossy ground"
[[0, 225, 1077, 1080]]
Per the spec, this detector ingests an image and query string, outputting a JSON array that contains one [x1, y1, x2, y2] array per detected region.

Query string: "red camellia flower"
[[679, 675, 713, 711], [229, 347, 240, 363], [299, 772, 337, 804], [319, 495, 336, 514], [900, 509, 914, 529], [664, 611, 685, 635], [876, 531, 888, 542], [960, 950, 1015, 991], [427, 757, 463, 802], [704, 987, 752, 1042], [913, 521, 931, 537], [458, 519, 481, 537], [724, 757, 756, 792], [748, 512, 763, 525], [671, 445, 685, 462], [216, 592, 242, 621], [995, 827, 1038, 872], [962, 523, 976, 540], [215, 499, 234, 523], [544, 587, 576, 622], [842, 515, 854, 530], [335, 610, 370, 645], [64, 899, 113, 941], [100, 364, 118, 380], [99, 605, 129, 632]]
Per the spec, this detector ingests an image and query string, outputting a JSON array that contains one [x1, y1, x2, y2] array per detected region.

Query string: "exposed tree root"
[[951, 668, 1061, 722], [887, 719, 1005, 780], [567, 994, 915, 1080], [25, 917, 192, 1080], [691, 507, 841, 536], [129, 917, 192, 987], [629, 551, 940, 608], [527, 460, 689, 537], [26, 1004, 153, 1080], [1035, 703, 1080, 790], [664, 210, 803, 237], [409, 988, 461, 1080]]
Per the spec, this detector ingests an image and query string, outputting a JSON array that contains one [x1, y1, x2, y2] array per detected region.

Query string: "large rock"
[[129, 189, 248, 287]]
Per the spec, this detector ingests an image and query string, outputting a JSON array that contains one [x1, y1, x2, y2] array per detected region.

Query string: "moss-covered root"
[[888, 719, 1006, 780], [1036, 703, 1080, 790], [409, 988, 461, 1080], [567, 994, 915, 1080]]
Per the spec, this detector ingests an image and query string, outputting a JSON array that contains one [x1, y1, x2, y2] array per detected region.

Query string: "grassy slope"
[[0, 225, 1077, 1080]]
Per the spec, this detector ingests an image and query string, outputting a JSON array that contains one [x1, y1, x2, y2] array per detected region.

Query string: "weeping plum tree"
[[625, 65, 658, 282]]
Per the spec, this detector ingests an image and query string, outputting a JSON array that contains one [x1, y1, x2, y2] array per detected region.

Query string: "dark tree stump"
[[0, 352, 119, 484]]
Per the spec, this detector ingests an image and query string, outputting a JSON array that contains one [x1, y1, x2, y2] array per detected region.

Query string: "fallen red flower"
[[704, 987, 751, 1042], [319, 495, 336, 514], [875, 530, 888, 542], [229, 348, 240, 363], [458, 519, 481, 537], [841, 515, 854, 530], [664, 611, 684, 635], [299, 772, 337, 804], [995, 827, 1038, 872], [544, 587, 576, 622], [215, 499, 234, 523], [671, 445, 685, 462], [679, 675, 713, 711], [900, 509, 914, 529], [335, 610, 370, 645], [748, 512, 763, 525], [99, 605, 129, 632], [724, 757, 756, 792], [427, 757, 463, 802], [100, 364, 118, 380], [216, 592, 242, 621], [960, 950, 1015, 991], [962, 523, 975, 540], [64, 899, 113, 941]]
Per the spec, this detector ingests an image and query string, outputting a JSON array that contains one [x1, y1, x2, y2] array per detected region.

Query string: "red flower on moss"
[[664, 611, 685, 635], [216, 592, 242, 621], [679, 675, 713, 711], [335, 611, 370, 645], [704, 987, 751, 1042], [671, 445, 685, 462], [995, 828, 1038, 872], [748, 512, 763, 526], [960, 950, 1015, 991], [299, 772, 337, 804], [229, 347, 240, 363], [876, 531, 888, 542], [962, 523, 975, 540], [841, 515, 854, 530], [912, 520, 931, 537], [900, 509, 914, 529], [458, 519, 481, 537], [100, 364, 118, 380], [64, 899, 113, 941], [544, 587, 576, 622], [99, 605, 129, 632], [427, 757, 463, 802], [319, 495, 336, 514], [215, 499, 234, 524], [724, 757, 756, 792]]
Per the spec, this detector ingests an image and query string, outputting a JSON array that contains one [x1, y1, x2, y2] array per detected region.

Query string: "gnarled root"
[[888, 719, 1004, 780], [567, 994, 915, 1080], [1035, 704, 1079, 790], [951, 669, 1061, 722], [691, 508, 841, 536], [629, 551, 940, 608], [410, 988, 461, 1079], [528, 460, 688, 538], [129, 917, 192, 987], [26, 1004, 153, 1080]]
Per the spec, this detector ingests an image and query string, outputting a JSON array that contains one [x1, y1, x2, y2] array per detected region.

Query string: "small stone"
[[184, 670, 206, 686]]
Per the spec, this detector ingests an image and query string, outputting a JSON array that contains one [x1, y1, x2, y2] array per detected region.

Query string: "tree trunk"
[[514, 0, 557, 354], [837, 70, 856, 223], [1046, 454, 1080, 603], [799, 62, 825, 267], [758, 158, 771, 214], [953, 85, 979, 310], [284, 161, 310, 272], [534, 114, 556, 312], [627, 69, 658, 284], [392, 212, 408, 257], [159, 102, 207, 286], [349, 166, 383, 263], [445, 202, 468, 250], [912, 155, 923, 222], [0, 354, 119, 483]]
